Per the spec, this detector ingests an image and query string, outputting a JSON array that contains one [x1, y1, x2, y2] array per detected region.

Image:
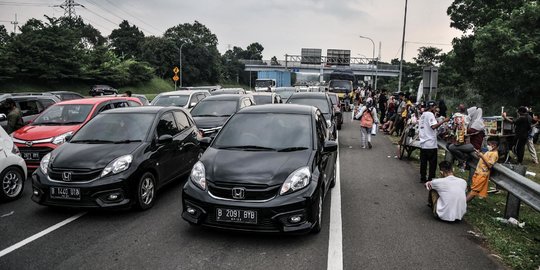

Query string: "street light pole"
[[398, 0, 408, 92], [359, 35, 376, 90], [179, 42, 188, 88]]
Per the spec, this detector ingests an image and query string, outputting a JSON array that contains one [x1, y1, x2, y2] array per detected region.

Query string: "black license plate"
[[22, 152, 40, 160], [50, 187, 81, 200], [216, 208, 257, 224]]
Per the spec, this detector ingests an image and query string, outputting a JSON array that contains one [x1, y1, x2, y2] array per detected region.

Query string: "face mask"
[[487, 145, 493, 151]]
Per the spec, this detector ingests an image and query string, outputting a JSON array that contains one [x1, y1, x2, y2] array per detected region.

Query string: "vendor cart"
[[483, 116, 515, 162], [398, 119, 421, 159]]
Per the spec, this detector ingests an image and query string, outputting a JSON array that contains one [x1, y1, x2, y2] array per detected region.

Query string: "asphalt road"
[[0, 112, 503, 270]]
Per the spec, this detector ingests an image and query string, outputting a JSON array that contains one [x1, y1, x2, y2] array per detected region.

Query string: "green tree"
[[140, 36, 177, 79], [413, 46, 443, 67], [109, 20, 145, 59]]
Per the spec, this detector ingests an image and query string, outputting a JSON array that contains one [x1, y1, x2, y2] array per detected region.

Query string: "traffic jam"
[[0, 87, 340, 234]]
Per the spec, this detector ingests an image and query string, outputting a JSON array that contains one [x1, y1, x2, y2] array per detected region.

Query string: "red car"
[[12, 97, 142, 169]]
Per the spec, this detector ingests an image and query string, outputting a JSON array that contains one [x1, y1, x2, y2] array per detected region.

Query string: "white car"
[[0, 127, 27, 201]]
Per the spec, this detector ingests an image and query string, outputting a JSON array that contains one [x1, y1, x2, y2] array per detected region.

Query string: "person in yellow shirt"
[[467, 140, 499, 202]]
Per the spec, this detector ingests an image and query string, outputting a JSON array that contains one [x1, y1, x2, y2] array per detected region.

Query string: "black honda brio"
[[32, 106, 202, 210], [182, 104, 338, 233]]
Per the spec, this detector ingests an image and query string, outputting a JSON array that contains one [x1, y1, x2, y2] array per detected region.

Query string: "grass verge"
[[387, 134, 540, 270]]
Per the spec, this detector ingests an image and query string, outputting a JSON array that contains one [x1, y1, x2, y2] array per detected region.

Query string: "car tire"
[[311, 191, 323, 234], [135, 172, 156, 210], [0, 166, 25, 202]]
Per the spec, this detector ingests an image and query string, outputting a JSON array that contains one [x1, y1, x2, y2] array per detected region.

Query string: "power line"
[[83, 0, 156, 35], [405, 41, 452, 46], [0, 1, 52, 6], [102, 0, 160, 33], [81, 5, 120, 27], [53, 0, 83, 18]]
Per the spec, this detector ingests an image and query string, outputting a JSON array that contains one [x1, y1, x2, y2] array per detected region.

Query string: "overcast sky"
[[0, 0, 462, 62]]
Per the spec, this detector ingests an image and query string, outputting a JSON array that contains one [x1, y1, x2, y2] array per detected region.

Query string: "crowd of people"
[[350, 86, 537, 223]]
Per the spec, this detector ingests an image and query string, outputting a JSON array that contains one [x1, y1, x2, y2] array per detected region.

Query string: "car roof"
[[239, 104, 315, 115], [101, 106, 183, 114], [156, 90, 209, 96], [47, 91, 83, 95], [0, 94, 59, 100], [201, 94, 248, 101], [56, 97, 138, 105], [288, 92, 329, 99], [251, 92, 274, 96]]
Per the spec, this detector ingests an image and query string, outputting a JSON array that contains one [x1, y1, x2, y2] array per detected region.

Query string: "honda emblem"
[[25, 141, 33, 147], [62, 172, 72, 182], [231, 187, 245, 200]]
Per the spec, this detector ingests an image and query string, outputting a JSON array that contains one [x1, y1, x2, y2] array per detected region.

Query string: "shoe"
[[368, 142, 372, 149], [361, 145, 366, 149]]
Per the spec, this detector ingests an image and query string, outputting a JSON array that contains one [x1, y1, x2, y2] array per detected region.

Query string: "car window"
[[287, 98, 331, 114], [71, 113, 154, 142], [39, 99, 56, 109], [315, 111, 326, 146], [113, 101, 129, 108], [191, 100, 237, 117], [128, 101, 141, 107], [98, 104, 113, 113], [152, 95, 189, 107], [33, 104, 93, 125], [157, 112, 180, 137], [18, 100, 43, 116], [253, 95, 271, 105], [173, 111, 191, 132]]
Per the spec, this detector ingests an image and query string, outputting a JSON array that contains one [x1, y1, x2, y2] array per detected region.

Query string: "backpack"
[[361, 108, 374, 128]]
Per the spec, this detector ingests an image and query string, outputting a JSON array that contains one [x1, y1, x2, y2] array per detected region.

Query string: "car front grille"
[[208, 181, 280, 201], [48, 168, 103, 182]]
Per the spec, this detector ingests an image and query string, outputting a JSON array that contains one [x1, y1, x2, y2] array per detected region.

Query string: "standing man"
[[527, 112, 539, 164], [355, 97, 379, 149], [503, 107, 531, 164], [3, 98, 24, 134], [378, 90, 388, 124], [419, 101, 449, 183], [389, 92, 405, 136]]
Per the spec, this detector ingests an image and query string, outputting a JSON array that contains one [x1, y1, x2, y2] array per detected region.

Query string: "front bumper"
[[31, 169, 135, 209], [182, 179, 319, 233]]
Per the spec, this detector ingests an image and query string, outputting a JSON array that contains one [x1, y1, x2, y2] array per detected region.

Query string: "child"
[[466, 140, 499, 202]]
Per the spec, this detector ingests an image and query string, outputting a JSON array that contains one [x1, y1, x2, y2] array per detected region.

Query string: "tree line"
[[0, 16, 264, 88]]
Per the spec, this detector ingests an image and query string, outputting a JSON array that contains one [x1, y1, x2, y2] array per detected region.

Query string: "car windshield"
[[276, 90, 296, 99], [33, 104, 93, 125], [191, 100, 237, 117], [152, 95, 189, 107], [329, 80, 352, 93], [253, 95, 272, 105], [213, 113, 312, 150], [71, 113, 154, 143], [287, 98, 330, 114], [329, 95, 338, 105]]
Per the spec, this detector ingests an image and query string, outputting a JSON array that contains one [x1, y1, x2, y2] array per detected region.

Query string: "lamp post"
[[359, 35, 376, 90], [398, 0, 409, 92], [179, 42, 189, 88]]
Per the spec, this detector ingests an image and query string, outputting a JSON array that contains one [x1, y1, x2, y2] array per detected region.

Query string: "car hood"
[[51, 142, 141, 170], [203, 147, 313, 186], [13, 125, 81, 141], [193, 116, 229, 129]]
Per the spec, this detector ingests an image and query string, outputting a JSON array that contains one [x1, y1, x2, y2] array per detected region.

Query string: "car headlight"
[[280, 166, 311, 195], [190, 161, 207, 190], [101, 155, 133, 177], [40, 153, 51, 175], [52, 132, 73, 145]]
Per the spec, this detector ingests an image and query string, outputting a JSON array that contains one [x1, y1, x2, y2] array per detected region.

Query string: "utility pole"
[[55, 0, 83, 18], [398, 0, 409, 92], [10, 14, 18, 34]]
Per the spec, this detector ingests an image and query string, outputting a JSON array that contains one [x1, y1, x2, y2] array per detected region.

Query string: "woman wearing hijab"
[[467, 106, 485, 150]]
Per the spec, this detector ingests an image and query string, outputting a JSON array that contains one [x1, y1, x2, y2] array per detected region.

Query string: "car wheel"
[[135, 172, 156, 210], [330, 166, 336, 188], [311, 191, 323, 234], [0, 167, 25, 202]]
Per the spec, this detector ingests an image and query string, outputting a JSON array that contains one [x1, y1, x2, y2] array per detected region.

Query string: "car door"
[[172, 110, 199, 174], [155, 112, 182, 183], [315, 111, 331, 192]]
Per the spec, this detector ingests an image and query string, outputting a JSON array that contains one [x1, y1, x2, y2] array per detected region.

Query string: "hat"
[[426, 100, 437, 107]]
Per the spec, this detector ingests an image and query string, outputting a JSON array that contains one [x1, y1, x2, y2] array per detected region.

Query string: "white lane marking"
[[1, 211, 14, 218], [0, 212, 86, 258], [327, 136, 343, 270]]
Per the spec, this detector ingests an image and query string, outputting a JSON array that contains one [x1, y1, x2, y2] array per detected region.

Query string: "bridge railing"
[[437, 140, 540, 218], [240, 59, 400, 71]]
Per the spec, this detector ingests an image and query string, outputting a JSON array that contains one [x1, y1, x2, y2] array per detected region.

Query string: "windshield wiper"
[[277, 147, 309, 152], [70, 139, 115, 144], [218, 145, 277, 151], [113, 140, 142, 144]]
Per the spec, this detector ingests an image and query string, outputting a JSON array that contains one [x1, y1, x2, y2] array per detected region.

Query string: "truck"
[[328, 69, 356, 111], [255, 79, 277, 92], [255, 71, 291, 92]]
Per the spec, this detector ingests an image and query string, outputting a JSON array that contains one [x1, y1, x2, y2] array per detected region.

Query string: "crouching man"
[[425, 161, 467, 222]]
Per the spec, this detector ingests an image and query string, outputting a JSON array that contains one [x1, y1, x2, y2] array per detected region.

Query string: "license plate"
[[22, 152, 40, 160], [50, 187, 81, 200], [216, 208, 257, 224]]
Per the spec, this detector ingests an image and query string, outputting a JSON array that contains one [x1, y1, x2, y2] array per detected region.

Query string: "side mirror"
[[65, 134, 73, 142], [323, 140, 338, 153], [198, 137, 212, 148], [158, 134, 173, 144], [190, 102, 197, 108], [0, 113, 6, 122]]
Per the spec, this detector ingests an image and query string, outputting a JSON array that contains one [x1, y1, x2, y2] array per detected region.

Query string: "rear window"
[[287, 98, 330, 114], [253, 95, 272, 105], [152, 95, 189, 107]]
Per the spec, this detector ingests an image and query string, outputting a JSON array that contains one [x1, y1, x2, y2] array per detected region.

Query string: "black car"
[[327, 93, 343, 130], [89, 85, 118, 96], [286, 92, 337, 139], [32, 106, 202, 210], [48, 91, 85, 101], [0, 94, 60, 131], [190, 94, 255, 138], [182, 104, 338, 233]]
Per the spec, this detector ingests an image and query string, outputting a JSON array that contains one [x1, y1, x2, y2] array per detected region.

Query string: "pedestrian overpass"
[[242, 55, 400, 77]]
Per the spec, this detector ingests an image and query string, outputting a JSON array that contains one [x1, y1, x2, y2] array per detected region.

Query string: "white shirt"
[[419, 111, 438, 149], [431, 175, 467, 221]]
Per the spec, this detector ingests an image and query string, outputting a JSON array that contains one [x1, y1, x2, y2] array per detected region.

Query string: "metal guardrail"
[[437, 140, 540, 218]]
